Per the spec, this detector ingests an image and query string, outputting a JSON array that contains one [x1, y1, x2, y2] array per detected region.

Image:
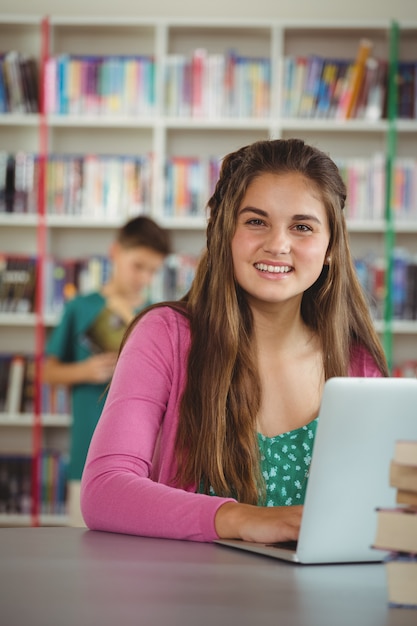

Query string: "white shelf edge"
[[159, 216, 207, 230], [396, 120, 417, 133], [0, 214, 38, 226], [374, 321, 417, 334], [0, 313, 38, 326], [0, 15, 42, 25], [7, 15, 411, 30], [1, 115, 400, 133], [3, 214, 417, 233], [0, 113, 40, 126], [346, 220, 386, 232], [47, 114, 157, 128], [0, 413, 71, 427], [0, 514, 69, 526], [45, 215, 127, 228], [44, 16, 395, 29], [163, 117, 272, 130], [281, 118, 388, 132]]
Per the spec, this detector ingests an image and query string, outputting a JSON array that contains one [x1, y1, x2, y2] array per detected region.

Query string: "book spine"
[[4, 355, 25, 415]]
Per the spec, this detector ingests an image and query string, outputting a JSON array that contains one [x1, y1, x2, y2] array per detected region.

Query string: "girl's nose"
[[263, 227, 291, 255]]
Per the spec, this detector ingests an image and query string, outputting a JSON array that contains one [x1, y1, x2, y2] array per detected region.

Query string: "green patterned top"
[[258, 418, 318, 506], [198, 418, 318, 505]]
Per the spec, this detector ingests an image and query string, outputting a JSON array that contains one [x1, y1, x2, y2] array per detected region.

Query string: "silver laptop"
[[215, 376, 417, 564]]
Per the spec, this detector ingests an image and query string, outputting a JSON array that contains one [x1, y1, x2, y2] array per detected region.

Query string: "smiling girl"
[[80, 138, 388, 543]]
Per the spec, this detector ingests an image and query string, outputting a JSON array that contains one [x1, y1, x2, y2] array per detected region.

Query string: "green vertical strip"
[[383, 20, 399, 373]]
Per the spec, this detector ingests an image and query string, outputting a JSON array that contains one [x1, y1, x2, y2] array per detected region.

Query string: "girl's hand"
[[214, 501, 303, 544]]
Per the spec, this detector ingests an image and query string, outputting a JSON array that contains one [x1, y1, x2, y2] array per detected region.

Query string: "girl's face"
[[231, 172, 331, 311]]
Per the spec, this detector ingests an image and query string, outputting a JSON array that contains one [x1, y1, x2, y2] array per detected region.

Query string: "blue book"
[[0, 58, 8, 113]]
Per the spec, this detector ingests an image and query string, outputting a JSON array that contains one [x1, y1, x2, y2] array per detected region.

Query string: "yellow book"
[[343, 38, 373, 119]]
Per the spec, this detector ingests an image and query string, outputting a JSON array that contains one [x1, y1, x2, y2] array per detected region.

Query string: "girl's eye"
[[246, 218, 265, 226], [294, 224, 312, 232]]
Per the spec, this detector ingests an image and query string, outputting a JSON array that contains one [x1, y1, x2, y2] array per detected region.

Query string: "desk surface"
[[0, 527, 415, 626]]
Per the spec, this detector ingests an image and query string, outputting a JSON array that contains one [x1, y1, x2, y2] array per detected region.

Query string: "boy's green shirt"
[[46, 292, 149, 480]]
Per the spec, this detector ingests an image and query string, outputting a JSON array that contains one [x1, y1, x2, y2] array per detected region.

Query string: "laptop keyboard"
[[265, 540, 298, 551]]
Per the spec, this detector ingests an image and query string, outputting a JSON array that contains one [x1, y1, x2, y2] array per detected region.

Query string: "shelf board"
[[346, 220, 386, 232], [347, 220, 417, 233], [0, 513, 69, 527], [46, 215, 126, 228], [0, 113, 40, 126], [0, 214, 38, 226], [374, 320, 417, 334], [163, 116, 271, 130], [396, 120, 417, 133], [0, 312, 38, 326], [0, 413, 71, 427], [3, 214, 416, 233], [0, 114, 399, 133], [159, 216, 207, 230], [47, 114, 157, 128], [281, 118, 388, 132], [394, 221, 417, 233]]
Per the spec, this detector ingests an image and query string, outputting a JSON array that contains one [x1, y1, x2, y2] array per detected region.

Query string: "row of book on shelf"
[[0, 451, 68, 517], [0, 353, 70, 416], [0, 151, 153, 218], [164, 49, 270, 119], [0, 252, 197, 316], [2, 150, 417, 221], [282, 40, 385, 121], [43, 252, 197, 313], [355, 248, 417, 322], [1, 248, 416, 321], [44, 54, 156, 117], [2, 43, 417, 120], [372, 439, 417, 608], [0, 51, 39, 114]]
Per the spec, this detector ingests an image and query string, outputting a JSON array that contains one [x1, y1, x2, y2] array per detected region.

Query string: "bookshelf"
[[1, 15, 417, 525]]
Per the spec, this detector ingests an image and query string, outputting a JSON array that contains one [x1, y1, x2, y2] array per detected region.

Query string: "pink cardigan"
[[80, 306, 383, 541]]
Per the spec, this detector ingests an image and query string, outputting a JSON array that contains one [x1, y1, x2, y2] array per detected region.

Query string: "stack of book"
[[373, 440, 417, 609]]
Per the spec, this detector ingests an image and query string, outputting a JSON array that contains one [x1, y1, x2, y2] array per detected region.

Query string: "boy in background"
[[42, 216, 171, 526]]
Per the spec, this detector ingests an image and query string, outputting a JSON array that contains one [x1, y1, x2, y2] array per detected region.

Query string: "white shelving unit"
[[1, 15, 417, 525]]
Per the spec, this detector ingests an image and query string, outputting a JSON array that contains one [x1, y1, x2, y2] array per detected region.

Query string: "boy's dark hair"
[[117, 216, 171, 255]]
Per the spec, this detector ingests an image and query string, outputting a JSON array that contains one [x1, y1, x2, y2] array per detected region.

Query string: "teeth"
[[255, 263, 291, 274]]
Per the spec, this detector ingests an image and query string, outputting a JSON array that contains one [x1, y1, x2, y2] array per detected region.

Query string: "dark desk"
[[0, 527, 415, 626]]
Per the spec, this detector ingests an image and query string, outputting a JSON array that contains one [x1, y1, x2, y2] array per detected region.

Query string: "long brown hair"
[[123, 138, 389, 504]]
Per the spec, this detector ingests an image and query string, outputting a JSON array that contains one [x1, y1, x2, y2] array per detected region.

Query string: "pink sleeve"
[[80, 308, 235, 542], [349, 344, 384, 377]]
